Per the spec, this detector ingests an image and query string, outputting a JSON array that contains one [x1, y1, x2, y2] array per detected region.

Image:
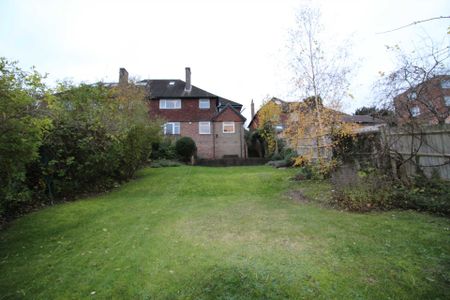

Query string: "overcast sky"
[[1, 0, 449, 121]]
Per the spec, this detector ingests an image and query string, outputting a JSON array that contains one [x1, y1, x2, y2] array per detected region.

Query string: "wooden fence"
[[381, 124, 450, 179]]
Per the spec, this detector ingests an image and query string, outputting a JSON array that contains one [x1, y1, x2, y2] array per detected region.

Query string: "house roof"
[[212, 104, 247, 122], [218, 97, 243, 110], [139, 79, 218, 99], [340, 114, 384, 124], [137, 79, 243, 111]]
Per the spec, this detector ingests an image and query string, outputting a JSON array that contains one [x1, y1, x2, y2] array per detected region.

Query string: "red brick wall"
[[180, 122, 214, 159], [148, 98, 219, 122], [394, 76, 450, 124], [214, 107, 245, 122]]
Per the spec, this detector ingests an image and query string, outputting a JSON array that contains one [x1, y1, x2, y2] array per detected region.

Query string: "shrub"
[[331, 166, 394, 212], [270, 153, 283, 161], [116, 124, 160, 180], [151, 138, 177, 160], [175, 137, 197, 162], [291, 165, 314, 180], [0, 58, 49, 217], [281, 148, 298, 167], [391, 175, 450, 216]]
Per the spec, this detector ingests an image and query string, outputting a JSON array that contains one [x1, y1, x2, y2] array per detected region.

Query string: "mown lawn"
[[0, 166, 449, 299]]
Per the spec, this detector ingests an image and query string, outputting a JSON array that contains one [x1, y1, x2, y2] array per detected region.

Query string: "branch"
[[376, 16, 450, 34]]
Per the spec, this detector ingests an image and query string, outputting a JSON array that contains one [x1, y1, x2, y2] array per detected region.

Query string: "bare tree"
[[376, 39, 450, 125], [374, 38, 450, 180], [287, 7, 354, 160]]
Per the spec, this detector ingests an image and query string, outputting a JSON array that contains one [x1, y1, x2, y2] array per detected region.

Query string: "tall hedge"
[[0, 58, 162, 220]]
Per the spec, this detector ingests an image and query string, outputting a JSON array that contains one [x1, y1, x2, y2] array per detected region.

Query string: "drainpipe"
[[212, 121, 216, 159]]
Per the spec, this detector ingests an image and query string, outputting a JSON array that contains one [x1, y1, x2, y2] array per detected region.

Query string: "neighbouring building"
[[394, 75, 450, 125], [248, 97, 384, 158], [117, 67, 247, 159]]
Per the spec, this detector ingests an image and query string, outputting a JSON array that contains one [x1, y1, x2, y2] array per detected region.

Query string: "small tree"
[[287, 6, 354, 161], [175, 137, 197, 162], [374, 37, 449, 180], [376, 41, 449, 125]]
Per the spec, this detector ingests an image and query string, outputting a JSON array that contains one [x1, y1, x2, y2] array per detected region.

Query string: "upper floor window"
[[445, 96, 450, 107], [199, 122, 211, 134], [441, 80, 450, 89], [223, 122, 235, 133], [407, 92, 417, 101], [199, 98, 210, 109], [410, 106, 420, 117], [160, 99, 181, 109], [164, 122, 180, 135]]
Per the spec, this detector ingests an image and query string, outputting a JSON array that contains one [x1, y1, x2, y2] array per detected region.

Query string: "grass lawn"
[[0, 166, 449, 299]]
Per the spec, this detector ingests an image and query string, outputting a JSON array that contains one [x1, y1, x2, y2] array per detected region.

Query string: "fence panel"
[[381, 124, 450, 179]]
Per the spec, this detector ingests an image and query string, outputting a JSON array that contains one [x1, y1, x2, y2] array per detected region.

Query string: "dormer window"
[[199, 98, 210, 109]]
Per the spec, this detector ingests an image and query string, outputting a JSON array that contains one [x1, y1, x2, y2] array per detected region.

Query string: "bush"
[[116, 124, 159, 180], [270, 153, 283, 161], [281, 148, 297, 165], [331, 166, 394, 212], [175, 137, 197, 162], [330, 165, 450, 215], [291, 165, 314, 180], [151, 138, 177, 160], [391, 175, 450, 216], [0, 58, 49, 217]]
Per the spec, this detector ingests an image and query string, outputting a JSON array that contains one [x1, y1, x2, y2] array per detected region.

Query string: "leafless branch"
[[376, 16, 450, 34]]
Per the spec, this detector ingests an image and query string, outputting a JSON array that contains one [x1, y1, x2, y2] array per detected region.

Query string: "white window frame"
[[163, 122, 180, 135], [223, 122, 235, 133], [444, 96, 450, 107], [441, 80, 450, 89], [199, 122, 211, 134], [410, 106, 420, 117], [199, 98, 210, 109], [408, 92, 417, 101], [160, 99, 181, 109]]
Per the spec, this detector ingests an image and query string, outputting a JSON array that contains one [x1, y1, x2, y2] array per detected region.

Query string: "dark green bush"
[[281, 148, 297, 165], [291, 165, 314, 180], [270, 153, 283, 161], [0, 58, 49, 217], [391, 175, 450, 216], [151, 138, 177, 160], [175, 137, 197, 162]]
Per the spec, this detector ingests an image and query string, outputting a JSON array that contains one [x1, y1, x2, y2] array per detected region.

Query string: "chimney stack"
[[119, 68, 128, 85], [251, 99, 255, 119], [185, 67, 191, 91]]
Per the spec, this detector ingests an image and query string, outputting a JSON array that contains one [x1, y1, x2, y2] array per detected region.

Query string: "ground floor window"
[[223, 122, 235, 133], [199, 122, 211, 134], [164, 122, 180, 135]]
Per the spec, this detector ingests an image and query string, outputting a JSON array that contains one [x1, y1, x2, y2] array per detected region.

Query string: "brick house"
[[118, 67, 247, 159], [248, 97, 384, 158], [393, 75, 450, 125]]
